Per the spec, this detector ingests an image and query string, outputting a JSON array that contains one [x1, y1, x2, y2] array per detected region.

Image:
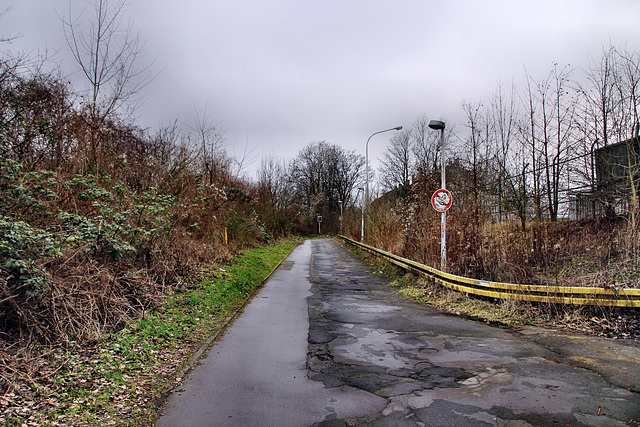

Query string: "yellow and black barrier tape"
[[338, 235, 640, 308]]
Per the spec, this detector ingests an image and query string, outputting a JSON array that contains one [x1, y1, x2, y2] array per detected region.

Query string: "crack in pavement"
[[306, 239, 640, 427]]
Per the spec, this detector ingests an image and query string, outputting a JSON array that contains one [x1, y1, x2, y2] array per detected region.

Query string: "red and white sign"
[[431, 188, 453, 213]]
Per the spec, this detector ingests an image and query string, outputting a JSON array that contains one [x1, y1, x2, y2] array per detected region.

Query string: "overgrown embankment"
[[0, 237, 299, 426], [0, 51, 303, 426], [0, 154, 272, 345]]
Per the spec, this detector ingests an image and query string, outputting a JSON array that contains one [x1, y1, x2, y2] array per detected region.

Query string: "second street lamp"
[[363, 126, 402, 242], [356, 187, 364, 241]]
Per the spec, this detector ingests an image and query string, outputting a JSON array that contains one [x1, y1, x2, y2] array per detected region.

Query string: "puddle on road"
[[427, 337, 520, 365], [329, 300, 514, 371], [333, 327, 410, 369], [341, 300, 402, 314], [458, 367, 514, 395], [329, 300, 420, 370], [332, 325, 519, 374]]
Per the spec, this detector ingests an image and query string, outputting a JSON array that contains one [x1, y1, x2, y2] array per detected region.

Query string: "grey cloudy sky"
[[3, 0, 640, 178]]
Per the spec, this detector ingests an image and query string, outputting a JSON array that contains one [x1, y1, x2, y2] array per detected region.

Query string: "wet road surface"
[[156, 240, 385, 427], [157, 239, 640, 426]]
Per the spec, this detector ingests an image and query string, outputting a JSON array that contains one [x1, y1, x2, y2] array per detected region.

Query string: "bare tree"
[[0, 54, 28, 157], [461, 100, 490, 227], [572, 45, 618, 218], [521, 66, 550, 224], [256, 153, 296, 237], [489, 82, 518, 221], [289, 141, 364, 233], [613, 47, 640, 142], [548, 63, 577, 220], [188, 105, 229, 185], [411, 114, 440, 173], [61, 0, 154, 169], [378, 129, 413, 192], [507, 124, 534, 230], [0, 52, 75, 170], [579, 44, 617, 148], [230, 138, 258, 180], [0, 7, 19, 44]]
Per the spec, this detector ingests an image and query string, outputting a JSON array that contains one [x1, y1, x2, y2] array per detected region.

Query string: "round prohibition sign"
[[431, 188, 453, 213]]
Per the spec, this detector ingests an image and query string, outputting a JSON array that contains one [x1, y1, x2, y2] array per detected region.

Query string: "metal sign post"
[[317, 215, 322, 235], [429, 120, 447, 272], [431, 188, 452, 271]]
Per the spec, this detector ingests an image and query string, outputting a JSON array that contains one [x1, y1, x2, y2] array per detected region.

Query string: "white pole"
[[365, 139, 369, 241], [440, 127, 446, 272], [429, 120, 447, 272]]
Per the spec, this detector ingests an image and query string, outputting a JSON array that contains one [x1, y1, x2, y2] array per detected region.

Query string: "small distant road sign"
[[431, 188, 453, 213], [339, 215, 343, 222]]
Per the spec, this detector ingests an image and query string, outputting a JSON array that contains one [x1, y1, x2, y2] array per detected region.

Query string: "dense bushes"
[[0, 159, 181, 344], [0, 58, 271, 350]]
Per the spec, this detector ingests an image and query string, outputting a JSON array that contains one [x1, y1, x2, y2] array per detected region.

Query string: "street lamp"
[[364, 126, 402, 242], [356, 187, 364, 241], [429, 119, 447, 271]]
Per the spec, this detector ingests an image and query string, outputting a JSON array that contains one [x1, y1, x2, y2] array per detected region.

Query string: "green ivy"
[[0, 159, 58, 215], [0, 217, 59, 295]]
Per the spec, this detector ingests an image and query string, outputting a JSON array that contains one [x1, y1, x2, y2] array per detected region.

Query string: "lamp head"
[[428, 120, 445, 130]]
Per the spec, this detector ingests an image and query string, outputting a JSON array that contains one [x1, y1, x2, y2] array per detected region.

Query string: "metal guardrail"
[[338, 236, 640, 308]]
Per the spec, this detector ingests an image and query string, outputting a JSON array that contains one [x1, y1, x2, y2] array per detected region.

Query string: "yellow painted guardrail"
[[338, 235, 640, 308]]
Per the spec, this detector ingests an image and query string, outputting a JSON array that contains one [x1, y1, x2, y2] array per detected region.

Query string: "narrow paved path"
[[157, 239, 640, 426], [156, 240, 385, 427]]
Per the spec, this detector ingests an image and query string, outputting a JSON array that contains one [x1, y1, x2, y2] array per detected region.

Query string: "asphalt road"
[[157, 239, 640, 427]]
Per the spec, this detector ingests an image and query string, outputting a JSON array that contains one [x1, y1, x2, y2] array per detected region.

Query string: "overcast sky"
[[3, 0, 640, 179]]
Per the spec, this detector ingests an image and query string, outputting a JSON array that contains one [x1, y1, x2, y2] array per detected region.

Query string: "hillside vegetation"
[[1, 14, 640, 424], [0, 48, 311, 423]]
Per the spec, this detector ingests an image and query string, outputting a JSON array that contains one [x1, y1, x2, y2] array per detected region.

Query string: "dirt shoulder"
[[515, 325, 640, 393]]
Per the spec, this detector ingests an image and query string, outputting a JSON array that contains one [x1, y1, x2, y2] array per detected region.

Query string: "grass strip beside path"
[[2, 238, 300, 427]]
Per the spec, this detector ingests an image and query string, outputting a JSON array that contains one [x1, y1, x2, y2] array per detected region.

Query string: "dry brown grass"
[[365, 189, 638, 289]]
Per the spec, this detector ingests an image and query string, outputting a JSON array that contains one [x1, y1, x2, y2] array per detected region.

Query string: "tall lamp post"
[[429, 120, 447, 271], [356, 187, 364, 241], [364, 126, 402, 242]]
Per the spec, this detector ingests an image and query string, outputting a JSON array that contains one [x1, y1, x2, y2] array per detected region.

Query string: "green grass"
[[28, 237, 300, 427]]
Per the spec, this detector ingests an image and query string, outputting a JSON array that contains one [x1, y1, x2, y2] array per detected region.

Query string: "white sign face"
[[431, 188, 453, 213]]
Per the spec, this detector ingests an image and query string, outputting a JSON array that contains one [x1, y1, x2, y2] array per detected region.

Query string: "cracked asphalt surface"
[[157, 239, 640, 427]]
